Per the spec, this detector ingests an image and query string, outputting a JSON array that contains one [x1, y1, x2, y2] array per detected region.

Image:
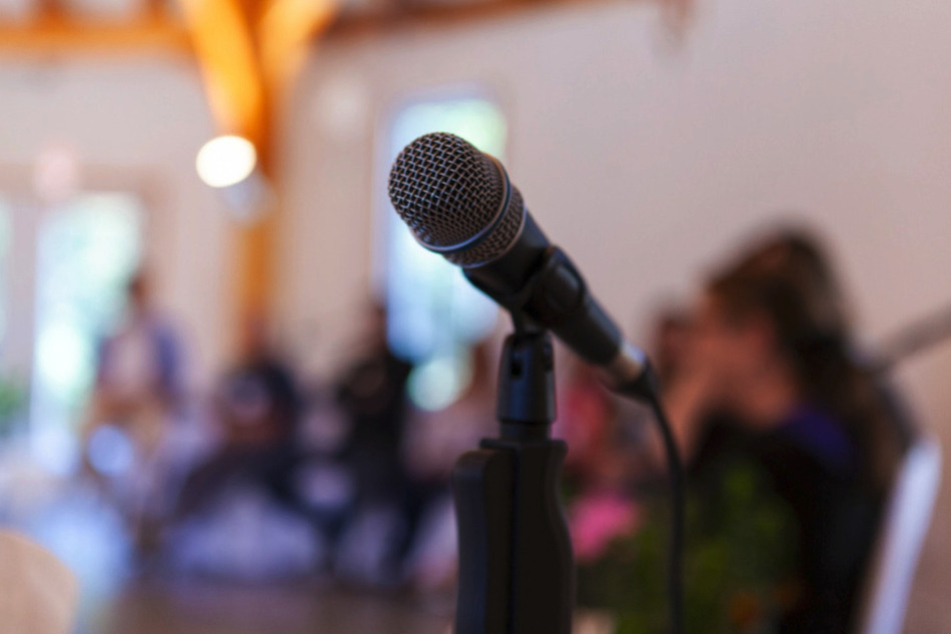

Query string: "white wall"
[[0, 59, 232, 390], [282, 0, 951, 626]]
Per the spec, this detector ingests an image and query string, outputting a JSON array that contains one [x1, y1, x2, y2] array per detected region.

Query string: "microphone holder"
[[452, 319, 574, 634]]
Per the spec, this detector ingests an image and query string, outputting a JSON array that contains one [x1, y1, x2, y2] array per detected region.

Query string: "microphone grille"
[[388, 132, 508, 253]]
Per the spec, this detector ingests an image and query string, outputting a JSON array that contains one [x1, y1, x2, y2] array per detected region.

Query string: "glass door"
[[0, 192, 145, 475]]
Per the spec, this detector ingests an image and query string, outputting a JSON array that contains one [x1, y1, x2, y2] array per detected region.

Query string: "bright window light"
[[380, 94, 506, 410], [31, 193, 142, 463], [196, 135, 258, 188]]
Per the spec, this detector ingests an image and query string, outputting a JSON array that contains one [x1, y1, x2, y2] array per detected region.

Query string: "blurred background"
[[0, 0, 950, 631]]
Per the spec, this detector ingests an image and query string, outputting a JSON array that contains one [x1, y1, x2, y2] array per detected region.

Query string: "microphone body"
[[466, 213, 643, 374], [388, 133, 651, 397]]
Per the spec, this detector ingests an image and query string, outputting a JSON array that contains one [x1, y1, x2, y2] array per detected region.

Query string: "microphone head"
[[388, 132, 525, 267]]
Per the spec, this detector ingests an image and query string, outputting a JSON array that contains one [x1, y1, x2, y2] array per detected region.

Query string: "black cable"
[[647, 391, 685, 634]]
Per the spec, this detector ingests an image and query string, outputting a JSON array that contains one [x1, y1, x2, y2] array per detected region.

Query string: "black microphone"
[[387, 132, 655, 399], [389, 132, 684, 634]]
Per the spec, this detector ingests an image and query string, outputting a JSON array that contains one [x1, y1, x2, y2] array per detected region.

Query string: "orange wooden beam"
[[176, 0, 336, 349], [0, 0, 191, 56], [0, 19, 191, 56], [326, 0, 694, 40], [329, 0, 615, 37]]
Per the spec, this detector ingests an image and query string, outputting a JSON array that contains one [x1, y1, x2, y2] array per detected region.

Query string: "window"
[[30, 193, 143, 473], [381, 95, 507, 410]]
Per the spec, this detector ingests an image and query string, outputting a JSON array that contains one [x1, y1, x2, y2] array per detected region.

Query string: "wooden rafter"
[[328, 0, 612, 39], [0, 20, 190, 55], [0, 0, 670, 56], [0, 0, 189, 56]]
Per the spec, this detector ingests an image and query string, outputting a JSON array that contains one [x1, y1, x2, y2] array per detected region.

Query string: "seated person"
[[175, 317, 303, 520], [664, 230, 906, 633], [84, 271, 183, 470]]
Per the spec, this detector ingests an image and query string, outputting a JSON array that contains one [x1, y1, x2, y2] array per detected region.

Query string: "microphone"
[[387, 132, 656, 399], [389, 132, 684, 634]]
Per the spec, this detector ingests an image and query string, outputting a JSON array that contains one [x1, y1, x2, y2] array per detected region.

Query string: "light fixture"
[[196, 135, 258, 188]]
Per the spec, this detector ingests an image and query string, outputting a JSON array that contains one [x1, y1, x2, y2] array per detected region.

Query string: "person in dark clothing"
[[665, 230, 906, 633], [333, 304, 413, 578], [336, 305, 413, 505], [175, 316, 304, 520]]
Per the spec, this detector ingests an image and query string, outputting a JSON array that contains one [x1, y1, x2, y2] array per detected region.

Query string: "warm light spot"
[[196, 135, 258, 188]]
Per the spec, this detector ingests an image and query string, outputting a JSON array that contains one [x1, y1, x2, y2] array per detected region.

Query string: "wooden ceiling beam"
[[145, 0, 170, 19], [0, 0, 660, 57], [0, 19, 191, 55], [326, 0, 614, 39]]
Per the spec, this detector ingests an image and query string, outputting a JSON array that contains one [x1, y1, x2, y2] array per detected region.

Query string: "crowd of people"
[[79, 280, 492, 594], [79, 228, 915, 632]]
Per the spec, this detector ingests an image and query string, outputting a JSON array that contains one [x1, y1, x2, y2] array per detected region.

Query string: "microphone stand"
[[452, 319, 574, 634]]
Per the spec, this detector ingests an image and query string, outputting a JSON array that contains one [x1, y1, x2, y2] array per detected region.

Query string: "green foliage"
[[576, 461, 798, 634], [0, 375, 26, 435]]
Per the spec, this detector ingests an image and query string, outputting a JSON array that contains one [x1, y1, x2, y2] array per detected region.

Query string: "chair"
[[856, 434, 942, 634]]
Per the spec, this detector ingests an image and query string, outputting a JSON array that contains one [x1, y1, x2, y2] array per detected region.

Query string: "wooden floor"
[[2, 476, 452, 634], [92, 583, 451, 634]]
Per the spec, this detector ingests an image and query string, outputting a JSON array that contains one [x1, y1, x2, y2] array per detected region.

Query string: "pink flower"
[[570, 492, 639, 562]]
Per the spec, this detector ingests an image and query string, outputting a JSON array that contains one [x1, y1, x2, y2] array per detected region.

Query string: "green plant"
[[576, 460, 798, 634], [0, 375, 27, 435]]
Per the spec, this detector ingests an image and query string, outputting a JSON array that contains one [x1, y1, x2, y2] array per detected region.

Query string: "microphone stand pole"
[[452, 320, 574, 634]]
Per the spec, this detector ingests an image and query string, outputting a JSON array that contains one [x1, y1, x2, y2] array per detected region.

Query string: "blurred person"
[[332, 303, 413, 582], [83, 271, 184, 473], [403, 342, 496, 483], [80, 271, 185, 549], [650, 307, 692, 386], [336, 303, 412, 503], [556, 358, 618, 479], [173, 314, 304, 522], [663, 230, 906, 633], [556, 357, 641, 564], [399, 342, 496, 590]]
